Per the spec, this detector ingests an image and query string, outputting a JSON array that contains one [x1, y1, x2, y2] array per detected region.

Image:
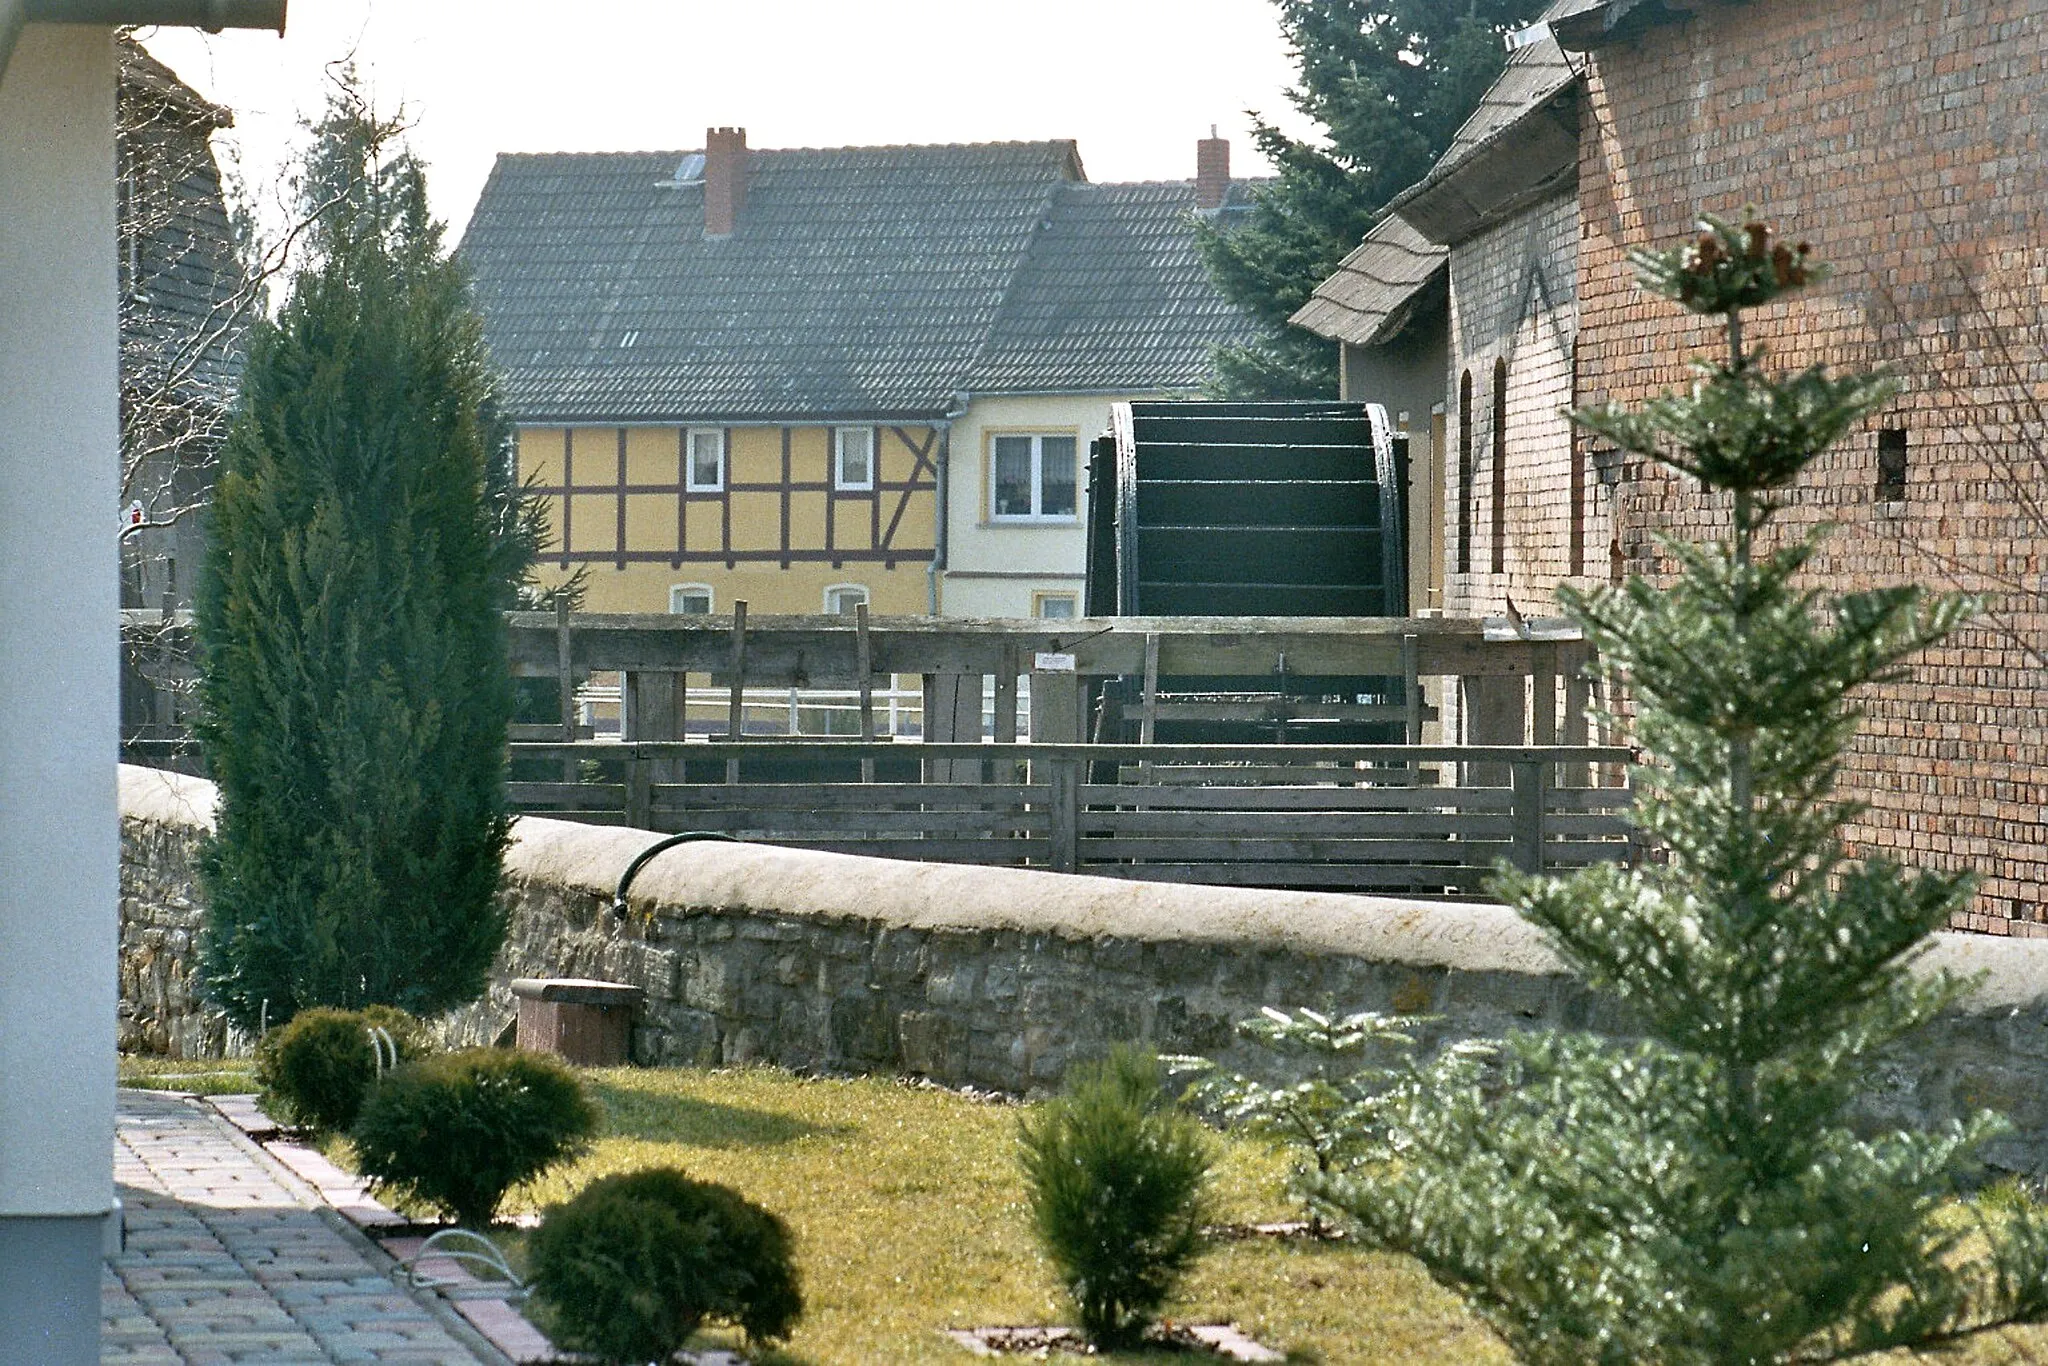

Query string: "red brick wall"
[[1577, 0, 2048, 932]]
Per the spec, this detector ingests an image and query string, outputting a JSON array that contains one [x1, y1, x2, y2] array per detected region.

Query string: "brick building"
[[1302, 0, 2048, 932]]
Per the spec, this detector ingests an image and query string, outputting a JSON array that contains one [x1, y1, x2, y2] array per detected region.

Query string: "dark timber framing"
[[536, 423, 939, 567]]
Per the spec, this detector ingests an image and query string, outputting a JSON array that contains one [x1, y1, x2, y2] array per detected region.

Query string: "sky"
[[139, 1, 1319, 248]]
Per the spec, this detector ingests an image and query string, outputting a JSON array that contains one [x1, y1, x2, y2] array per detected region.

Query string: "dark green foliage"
[[1199, 0, 1547, 396], [194, 80, 529, 1029], [255, 1005, 429, 1134], [528, 1166, 803, 1362], [1018, 1046, 1213, 1350], [1170, 1007, 1410, 1234], [350, 1048, 597, 1229], [1312, 215, 2048, 1363]]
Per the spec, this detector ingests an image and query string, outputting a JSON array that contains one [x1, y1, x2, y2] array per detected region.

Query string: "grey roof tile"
[[460, 141, 1257, 422], [1290, 213, 1448, 346], [968, 180, 1262, 394]]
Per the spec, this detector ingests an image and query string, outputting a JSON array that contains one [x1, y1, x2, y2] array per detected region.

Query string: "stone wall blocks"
[[1091, 936, 1147, 974], [1988, 1006, 2048, 1060], [829, 992, 897, 1067], [683, 958, 734, 1013], [724, 1026, 764, 1065], [925, 965, 982, 1008], [774, 1000, 820, 1068], [978, 962, 1019, 1003], [635, 1006, 720, 1067], [1439, 969, 1562, 1022], [1020, 979, 1065, 1018], [898, 1009, 969, 1082]]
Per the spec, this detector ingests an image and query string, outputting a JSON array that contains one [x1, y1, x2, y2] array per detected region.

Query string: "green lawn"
[[117, 1054, 257, 1096], [114, 1054, 2048, 1364], [500, 1066, 1509, 1365]]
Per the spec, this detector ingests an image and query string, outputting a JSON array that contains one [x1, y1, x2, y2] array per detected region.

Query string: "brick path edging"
[[111, 1087, 510, 1364]]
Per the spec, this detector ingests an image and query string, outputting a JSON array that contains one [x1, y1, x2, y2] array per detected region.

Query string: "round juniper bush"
[[528, 1166, 802, 1364]]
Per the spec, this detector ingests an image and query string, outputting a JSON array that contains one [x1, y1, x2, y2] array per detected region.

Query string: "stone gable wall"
[[118, 766, 2048, 1171], [1576, 0, 2048, 931]]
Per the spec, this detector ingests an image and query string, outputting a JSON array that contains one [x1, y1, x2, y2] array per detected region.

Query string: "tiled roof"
[[459, 141, 1257, 423], [1289, 213, 1448, 347], [118, 36, 246, 408], [1550, 0, 1678, 49], [1388, 31, 1581, 243], [967, 180, 1263, 394]]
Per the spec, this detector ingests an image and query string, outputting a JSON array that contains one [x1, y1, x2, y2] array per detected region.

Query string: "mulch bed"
[[946, 1323, 1283, 1361], [1203, 1219, 1344, 1242]]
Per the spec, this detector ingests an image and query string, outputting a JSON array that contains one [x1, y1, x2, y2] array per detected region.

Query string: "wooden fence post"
[[1532, 642, 1558, 746], [921, 672, 983, 784], [1562, 641, 1592, 790], [555, 597, 577, 784], [625, 748, 653, 832], [726, 601, 749, 784], [856, 602, 875, 783], [1400, 631, 1421, 785], [1047, 753, 1080, 874], [1512, 757, 1548, 874]]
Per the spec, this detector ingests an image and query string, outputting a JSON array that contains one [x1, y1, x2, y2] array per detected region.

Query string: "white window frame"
[[1032, 591, 1079, 620], [685, 427, 725, 492], [834, 426, 875, 491], [823, 583, 870, 616], [989, 432, 1079, 523], [669, 583, 714, 614]]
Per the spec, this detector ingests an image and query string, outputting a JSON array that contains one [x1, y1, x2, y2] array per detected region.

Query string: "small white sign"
[[1034, 652, 1077, 673]]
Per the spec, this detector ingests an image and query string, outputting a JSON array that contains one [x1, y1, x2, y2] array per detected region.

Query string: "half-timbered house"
[[460, 129, 1259, 620]]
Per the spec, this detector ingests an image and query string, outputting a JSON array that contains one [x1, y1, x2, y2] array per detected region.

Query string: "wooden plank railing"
[[507, 740, 1635, 895]]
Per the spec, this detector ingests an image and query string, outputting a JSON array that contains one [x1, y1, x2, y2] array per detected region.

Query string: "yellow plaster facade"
[[520, 422, 939, 616]]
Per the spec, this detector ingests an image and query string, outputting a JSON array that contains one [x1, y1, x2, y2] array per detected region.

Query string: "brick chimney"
[[704, 126, 748, 238], [1195, 126, 1230, 211]]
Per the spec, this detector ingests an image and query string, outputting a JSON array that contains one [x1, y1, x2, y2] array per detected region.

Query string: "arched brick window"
[[1491, 357, 1508, 576], [1456, 370, 1473, 575], [1569, 339, 1584, 576]]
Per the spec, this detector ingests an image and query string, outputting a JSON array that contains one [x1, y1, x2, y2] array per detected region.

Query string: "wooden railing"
[[508, 740, 1635, 895]]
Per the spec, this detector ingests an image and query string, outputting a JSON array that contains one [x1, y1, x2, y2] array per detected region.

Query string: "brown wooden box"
[[509, 977, 644, 1067]]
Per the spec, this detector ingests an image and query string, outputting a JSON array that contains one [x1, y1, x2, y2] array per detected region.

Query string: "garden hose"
[[610, 831, 740, 920]]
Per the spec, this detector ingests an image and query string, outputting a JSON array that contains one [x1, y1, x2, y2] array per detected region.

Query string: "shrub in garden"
[[529, 1167, 803, 1362], [350, 1048, 596, 1228], [1018, 1045, 1213, 1351], [1306, 214, 2048, 1363], [255, 1005, 432, 1134], [1171, 1007, 1412, 1235]]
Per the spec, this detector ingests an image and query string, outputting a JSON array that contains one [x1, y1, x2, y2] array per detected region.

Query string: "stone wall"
[[119, 765, 232, 1058], [120, 765, 2048, 1170]]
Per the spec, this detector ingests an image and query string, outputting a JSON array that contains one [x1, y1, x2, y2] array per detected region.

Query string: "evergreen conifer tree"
[[193, 83, 524, 1029], [1197, 0, 1546, 397], [1319, 216, 2048, 1362]]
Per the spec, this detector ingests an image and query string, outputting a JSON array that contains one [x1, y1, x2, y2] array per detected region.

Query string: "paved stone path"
[[105, 1089, 505, 1365]]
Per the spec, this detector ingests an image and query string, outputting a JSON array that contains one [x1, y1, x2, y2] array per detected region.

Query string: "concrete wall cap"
[[509, 977, 645, 1005], [503, 815, 1559, 973], [117, 767, 2048, 1013], [119, 764, 216, 832]]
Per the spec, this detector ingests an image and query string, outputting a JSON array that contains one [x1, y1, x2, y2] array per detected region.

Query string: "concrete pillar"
[[0, 24, 119, 1365]]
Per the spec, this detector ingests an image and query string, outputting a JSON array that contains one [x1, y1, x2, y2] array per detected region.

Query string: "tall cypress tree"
[[1198, 0, 1547, 398], [1318, 217, 2048, 1361], [194, 85, 523, 1029]]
